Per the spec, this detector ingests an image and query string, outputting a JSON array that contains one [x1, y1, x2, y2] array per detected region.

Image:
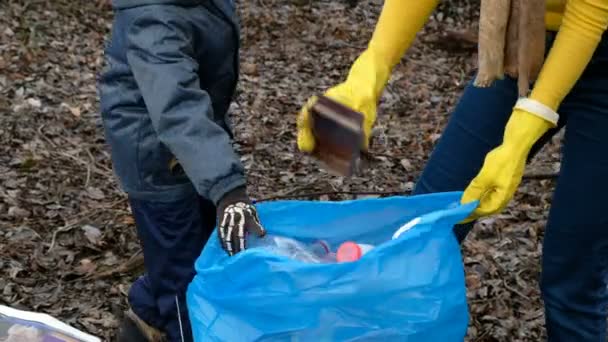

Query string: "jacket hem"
[[123, 183, 197, 202]]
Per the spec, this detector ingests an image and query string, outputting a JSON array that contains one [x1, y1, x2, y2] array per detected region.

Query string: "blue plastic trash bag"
[[187, 191, 477, 342]]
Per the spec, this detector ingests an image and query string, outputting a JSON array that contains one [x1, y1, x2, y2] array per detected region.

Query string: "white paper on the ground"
[[0, 305, 101, 342]]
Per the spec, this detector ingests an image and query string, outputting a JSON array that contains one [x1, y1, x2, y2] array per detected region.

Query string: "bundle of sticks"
[[474, 0, 565, 96]]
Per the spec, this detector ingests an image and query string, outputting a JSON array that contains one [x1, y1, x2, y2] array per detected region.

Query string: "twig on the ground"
[[55, 151, 110, 179], [89, 250, 144, 280], [84, 154, 92, 188], [46, 199, 128, 253], [48, 221, 82, 253], [473, 329, 491, 342], [522, 170, 559, 180], [502, 279, 530, 300]]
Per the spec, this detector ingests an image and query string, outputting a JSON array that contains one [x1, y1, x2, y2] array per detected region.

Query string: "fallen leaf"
[[6, 189, 20, 199], [3, 283, 13, 296], [82, 225, 102, 245], [120, 215, 135, 225], [9, 261, 23, 279], [429, 133, 441, 143], [101, 252, 119, 266], [466, 273, 482, 290], [400, 158, 413, 172], [8, 206, 30, 218], [241, 62, 258, 75], [75, 258, 97, 275], [8, 226, 40, 241], [86, 187, 105, 200], [61, 102, 81, 117], [27, 98, 42, 108]]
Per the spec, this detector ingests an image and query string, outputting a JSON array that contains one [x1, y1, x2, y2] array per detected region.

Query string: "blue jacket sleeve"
[[125, 13, 245, 204]]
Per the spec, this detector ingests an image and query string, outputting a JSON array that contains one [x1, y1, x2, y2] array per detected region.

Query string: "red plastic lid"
[[337, 241, 362, 262]]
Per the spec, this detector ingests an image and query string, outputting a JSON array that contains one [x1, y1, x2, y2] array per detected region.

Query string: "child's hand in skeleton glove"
[[216, 187, 266, 256]]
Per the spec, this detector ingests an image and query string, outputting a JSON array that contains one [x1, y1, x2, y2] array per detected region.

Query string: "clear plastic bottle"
[[246, 234, 335, 263]]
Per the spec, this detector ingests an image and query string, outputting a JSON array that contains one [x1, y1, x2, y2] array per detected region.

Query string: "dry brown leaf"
[[82, 224, 102, 245], [61, 102, 81, 117], [86, 187, 105, 200]]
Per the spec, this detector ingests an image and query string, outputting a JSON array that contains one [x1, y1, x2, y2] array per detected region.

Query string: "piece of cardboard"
[[309, 95, 365, 177]]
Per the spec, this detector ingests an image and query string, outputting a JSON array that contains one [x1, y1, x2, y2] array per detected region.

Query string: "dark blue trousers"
[[128, 193, 216, 342], [413, 33, 608, 341]]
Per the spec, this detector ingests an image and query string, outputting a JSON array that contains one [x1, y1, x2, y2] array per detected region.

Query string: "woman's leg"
[[540, 69, 608, 341]]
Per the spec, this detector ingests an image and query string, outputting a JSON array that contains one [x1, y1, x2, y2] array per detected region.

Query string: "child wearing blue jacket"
[[98, 1, 265, 341]]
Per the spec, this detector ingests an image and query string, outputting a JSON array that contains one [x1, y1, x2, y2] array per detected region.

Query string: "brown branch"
[[89, 250, 144, 280]]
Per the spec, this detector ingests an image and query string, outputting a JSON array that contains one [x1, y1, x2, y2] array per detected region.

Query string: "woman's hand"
[[461, 107, 554, 222]]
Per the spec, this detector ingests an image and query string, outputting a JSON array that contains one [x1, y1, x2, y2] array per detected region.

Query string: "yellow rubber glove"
[[297, 0, 439, 153], [462, 0, 608, 221], [532, 0, 608, 110], [296, 50, 390, 152], [461, 110, 553, 222]]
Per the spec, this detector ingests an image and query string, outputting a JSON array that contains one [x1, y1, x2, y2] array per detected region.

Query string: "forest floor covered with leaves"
[[1, 0, 563, 340]]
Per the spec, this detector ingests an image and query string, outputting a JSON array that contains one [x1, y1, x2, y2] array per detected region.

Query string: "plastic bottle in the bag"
[[336, 241, 374, 262], [247, 234, 335, 263]]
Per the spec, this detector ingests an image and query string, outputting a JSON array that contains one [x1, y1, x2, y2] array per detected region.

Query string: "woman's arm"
[[366, 0, 440, 70], [296, 0, 440, 153], [531, 0, 608, 110], [343, 0, 441, 101], [461, 0, 608, 220]]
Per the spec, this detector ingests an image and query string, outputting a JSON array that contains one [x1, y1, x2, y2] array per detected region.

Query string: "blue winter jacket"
[[99, 0, 244, 205]]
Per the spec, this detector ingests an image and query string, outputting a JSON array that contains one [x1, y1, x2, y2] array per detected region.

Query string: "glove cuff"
[[217, 186, 250, 210], [514, 97, 559, 126]]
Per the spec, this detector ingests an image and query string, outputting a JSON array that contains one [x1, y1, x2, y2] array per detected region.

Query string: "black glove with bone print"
[[216, 187, 266, 256]]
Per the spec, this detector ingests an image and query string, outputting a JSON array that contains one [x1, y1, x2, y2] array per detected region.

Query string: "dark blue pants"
[[413, 33, 608, 341], [128, 193, 216, 342]]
